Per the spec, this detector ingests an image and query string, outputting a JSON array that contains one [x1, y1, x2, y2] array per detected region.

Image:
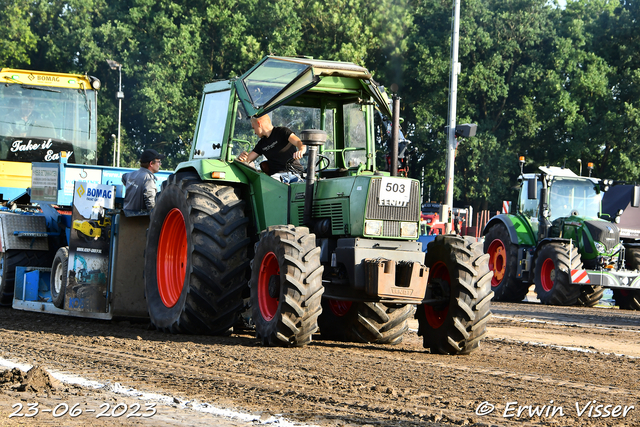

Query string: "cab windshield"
[[230, 100, 370, 171], [548, 177, 601, 221], [0, 83, 98, 164]]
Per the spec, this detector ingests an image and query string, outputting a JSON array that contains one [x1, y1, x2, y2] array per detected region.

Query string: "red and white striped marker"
[[502, 201, 512, 214], [571, 269, 591, 284]]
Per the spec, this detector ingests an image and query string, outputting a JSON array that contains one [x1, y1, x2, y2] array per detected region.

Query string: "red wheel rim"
[[157, 208, 187, 308], [424, 261, 450, 329], [487, 239, 506, 288], [540, 258, 556, 292], [329, 299, 352, 317], [258, 251, 280, 321]]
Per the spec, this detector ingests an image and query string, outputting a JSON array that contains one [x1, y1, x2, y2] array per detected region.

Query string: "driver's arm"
[[237, 150, 259, 163], [289, 134, 306, 160]]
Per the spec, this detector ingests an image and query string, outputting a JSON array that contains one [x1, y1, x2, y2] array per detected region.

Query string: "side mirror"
[[527, 177, 537, 200]]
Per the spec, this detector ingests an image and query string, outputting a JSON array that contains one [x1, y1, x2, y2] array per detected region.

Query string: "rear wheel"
[[0, 250, 52, 306], [613, 247, 640, 310], [417, 235, 493, 355], [144, 172, 250, 334], [484, 224, 528, 302], [533, 242, 581, 305], [51, 246, 69, 308], [318, 299, 414, 345], [250, 225, 324, 347]]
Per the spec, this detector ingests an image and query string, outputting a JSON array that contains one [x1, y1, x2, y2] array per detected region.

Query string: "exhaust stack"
[[300, 129, 328, 226]]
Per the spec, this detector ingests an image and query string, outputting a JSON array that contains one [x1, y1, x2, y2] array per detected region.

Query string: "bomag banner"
[[65, 181, 115, 313]]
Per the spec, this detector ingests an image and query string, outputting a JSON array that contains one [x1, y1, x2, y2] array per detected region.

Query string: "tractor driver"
[[122, 148, 165, 211], [236, 115, 306, 182], [13, 98, 38, 137]]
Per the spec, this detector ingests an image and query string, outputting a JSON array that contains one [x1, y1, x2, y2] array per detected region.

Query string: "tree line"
[[1, 0, 638, 211]]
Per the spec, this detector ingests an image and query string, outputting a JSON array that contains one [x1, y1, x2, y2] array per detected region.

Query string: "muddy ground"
[[0, 301, 639, 427]]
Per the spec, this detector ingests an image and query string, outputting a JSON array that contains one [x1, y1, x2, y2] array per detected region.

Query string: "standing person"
[[122, 148, 165, 210], [236, 115, 306, 181]]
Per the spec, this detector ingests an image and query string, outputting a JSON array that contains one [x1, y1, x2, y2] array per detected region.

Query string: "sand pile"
[[0, 365, 58, 393]]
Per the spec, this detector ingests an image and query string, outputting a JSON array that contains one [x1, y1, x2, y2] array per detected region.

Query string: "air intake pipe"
[[300, 129, 328, 226]]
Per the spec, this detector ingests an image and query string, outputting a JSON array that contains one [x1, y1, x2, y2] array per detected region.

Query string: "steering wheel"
[[316, 155, 330, 172]]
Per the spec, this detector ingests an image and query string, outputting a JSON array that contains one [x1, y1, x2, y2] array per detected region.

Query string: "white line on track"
[[0, 357, 318, 426], [488, 337, 639, 359], [491, 314, 640, 333]]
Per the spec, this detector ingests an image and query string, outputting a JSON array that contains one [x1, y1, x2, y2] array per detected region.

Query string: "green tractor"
[[483, 158, 637, 306], [144, 56, 492, 354]]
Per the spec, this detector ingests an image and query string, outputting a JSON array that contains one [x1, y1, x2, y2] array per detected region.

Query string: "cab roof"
[[234, 56, 392, 118]]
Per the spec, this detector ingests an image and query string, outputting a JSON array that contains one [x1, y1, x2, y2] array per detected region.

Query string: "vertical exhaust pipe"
[[300, 129, 328, 226], [390, 94, 401, 177]]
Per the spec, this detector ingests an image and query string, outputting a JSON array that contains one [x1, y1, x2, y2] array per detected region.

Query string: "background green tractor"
[[602, 184, 640, 310], [143, 56, 492, 354], [483, 159, 636, 306]]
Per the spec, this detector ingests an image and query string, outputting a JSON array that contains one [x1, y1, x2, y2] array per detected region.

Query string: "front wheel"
[[576, 285, 603, 307], [318, 300, 414, 345], [533, 242, 581, 305], [417, 235, 493, 355], [250, 225, 324, 347]]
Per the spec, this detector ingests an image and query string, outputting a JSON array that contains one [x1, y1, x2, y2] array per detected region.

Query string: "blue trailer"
[[0, 158, 170, 319]]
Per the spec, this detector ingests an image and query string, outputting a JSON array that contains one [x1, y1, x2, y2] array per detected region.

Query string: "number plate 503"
[[378, 177, 411, 207]]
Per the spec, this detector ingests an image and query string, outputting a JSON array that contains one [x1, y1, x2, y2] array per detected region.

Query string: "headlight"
[[364, 220, 383, 236], [400, 221, 418, 238], [594, 241, 606, 253]]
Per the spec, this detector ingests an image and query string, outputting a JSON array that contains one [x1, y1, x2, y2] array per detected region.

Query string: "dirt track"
[[1, 301, 639, 426]]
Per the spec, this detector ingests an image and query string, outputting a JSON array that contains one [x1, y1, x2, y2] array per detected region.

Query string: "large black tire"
[[250, 225, 324, 347], [0, 250, 53, 306], [144, 172, 251, 334], [613, 288, 640, 310], [613, 247, 640, 310], [483, 224, 528, 302], [318, 300, 415, 345], [576, 285, 604, 307], [533, 242, 581, 305], [50, 246, 69, 308], [416, 235, 493, 355]]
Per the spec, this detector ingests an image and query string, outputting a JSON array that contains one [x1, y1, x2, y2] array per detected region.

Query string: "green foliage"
[[0, 0, 38, 66], [2, 0, 639, 211]]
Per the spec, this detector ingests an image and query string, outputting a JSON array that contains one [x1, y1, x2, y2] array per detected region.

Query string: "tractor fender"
[[483, 214, 538, 247], [483, 214, 520, 245], [172, 159, 251, 185]]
